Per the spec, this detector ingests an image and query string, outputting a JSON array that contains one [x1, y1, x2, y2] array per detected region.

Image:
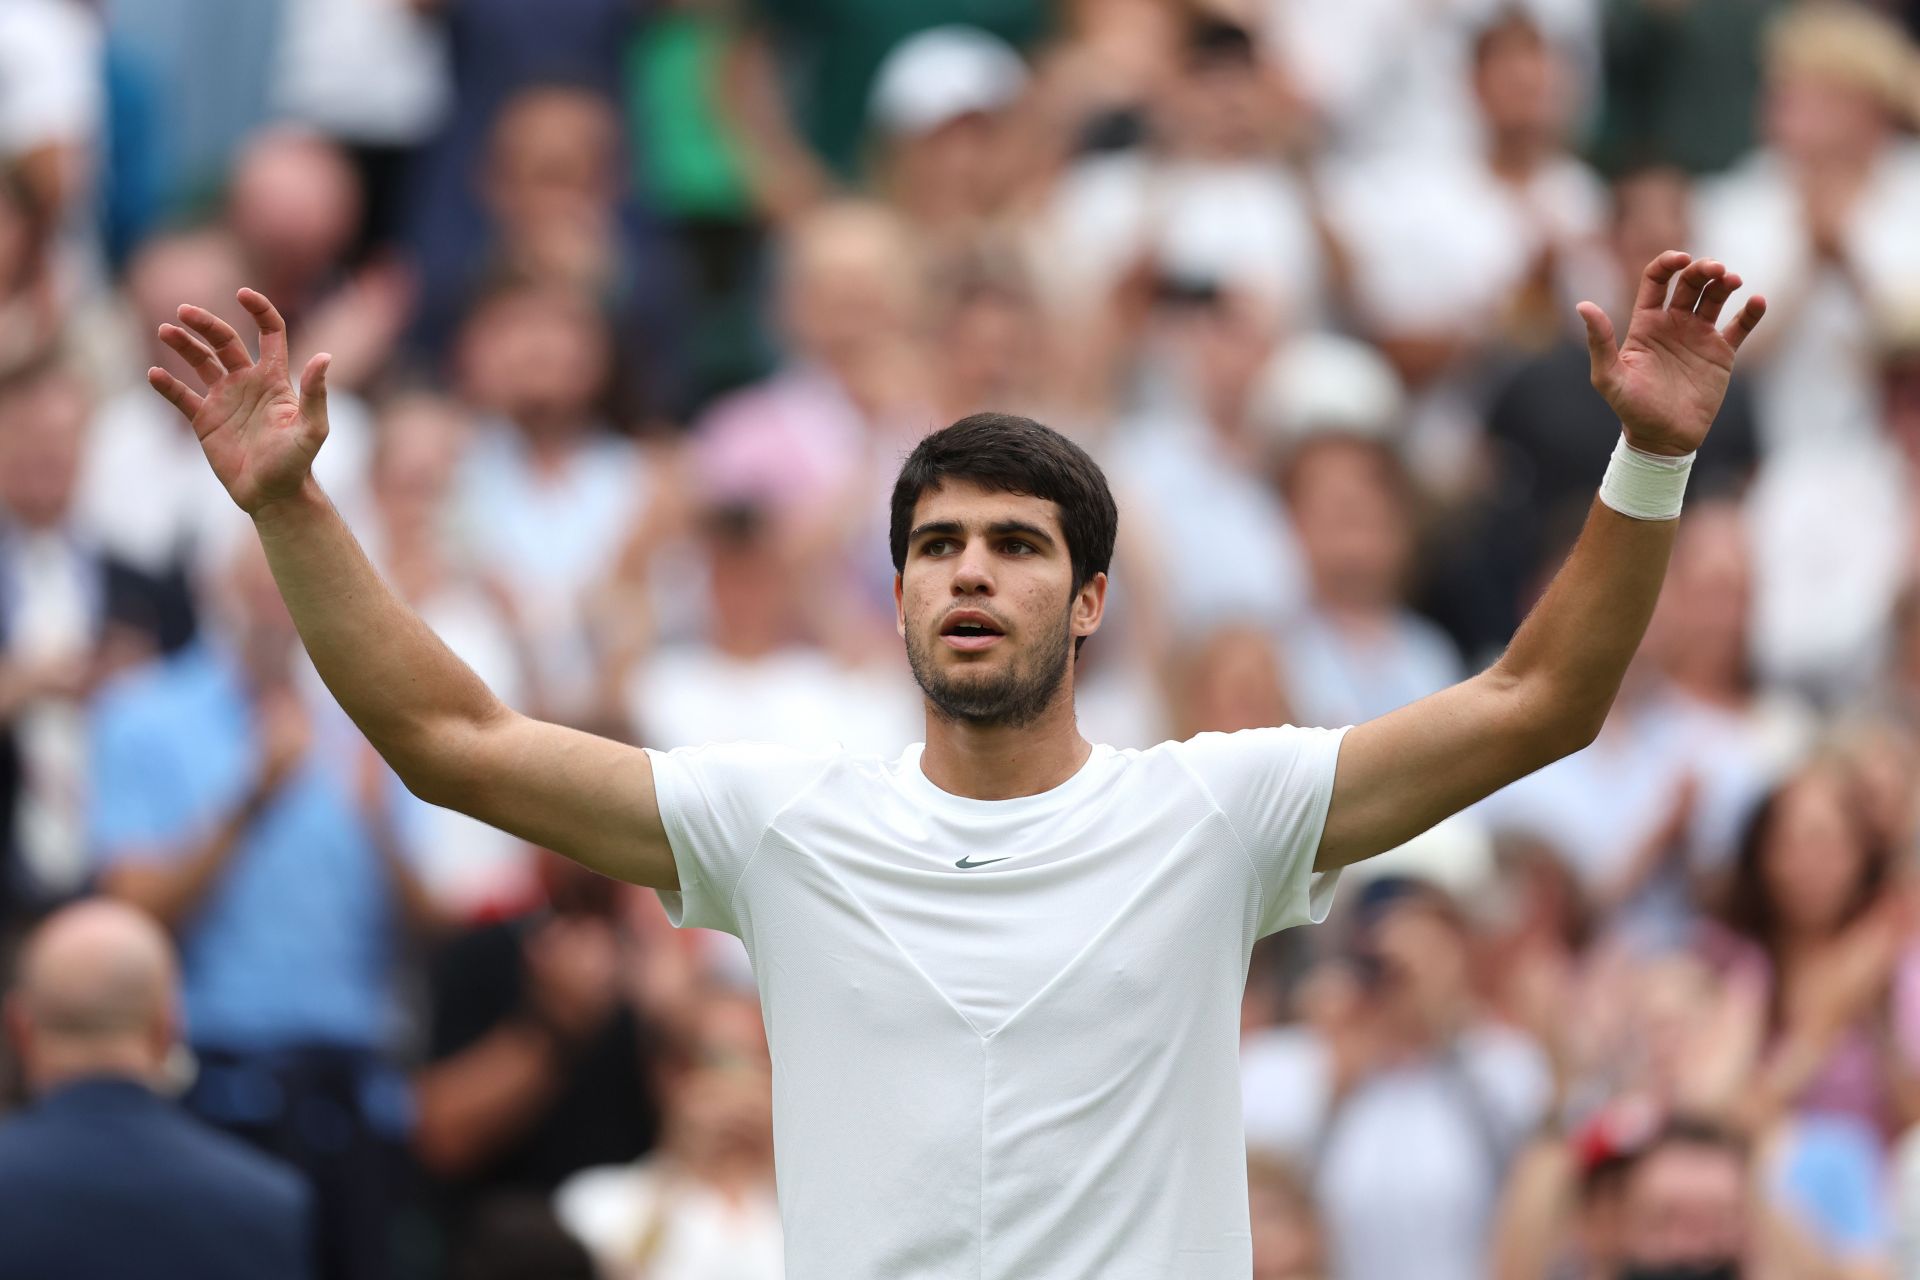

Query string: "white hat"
[[869, 26, 1028, 137], [1249, 332, 1406, 449]]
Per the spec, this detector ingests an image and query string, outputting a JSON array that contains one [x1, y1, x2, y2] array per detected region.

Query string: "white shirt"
[[1113, 419, 1308, 635], [1241, 1023, 1551, 1280], [1692, 144, 1920, 456], [556, 1159, 784, 1280], [645, 727, 1348, 1278]]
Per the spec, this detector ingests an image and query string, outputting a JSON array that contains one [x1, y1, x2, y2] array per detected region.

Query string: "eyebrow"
[[908, 519, 1058, 549]]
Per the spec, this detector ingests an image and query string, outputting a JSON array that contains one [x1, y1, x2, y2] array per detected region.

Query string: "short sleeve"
[[643, 742, 838, 936], [1174, 725, 1350, 937]]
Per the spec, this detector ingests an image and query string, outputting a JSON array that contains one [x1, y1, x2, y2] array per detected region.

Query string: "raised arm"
[[1314, 252, 1766, 870], [146, 292, 676, 889]]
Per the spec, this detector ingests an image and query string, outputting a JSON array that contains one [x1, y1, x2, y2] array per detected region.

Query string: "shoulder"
[[145, 1105, 310, 1215], [644, 740, 861, 828], [1154, 726, 1349, 787]]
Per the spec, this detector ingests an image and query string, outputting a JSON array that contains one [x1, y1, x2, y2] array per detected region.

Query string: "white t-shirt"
[[555, 1159, 784, 1280], [1241, 1023, 1552, 1280], [644, 727, 1349, 1278]]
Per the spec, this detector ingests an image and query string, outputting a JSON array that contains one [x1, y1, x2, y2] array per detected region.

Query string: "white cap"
[[869, 26, 1028, 137], [1248, 332, 1406, 450]]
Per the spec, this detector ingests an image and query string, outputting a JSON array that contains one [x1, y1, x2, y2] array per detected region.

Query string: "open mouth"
[[941, 612, 1005, 651]]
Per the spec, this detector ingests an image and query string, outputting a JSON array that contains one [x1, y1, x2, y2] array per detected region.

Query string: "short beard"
[[906, 608, 1073, 730]]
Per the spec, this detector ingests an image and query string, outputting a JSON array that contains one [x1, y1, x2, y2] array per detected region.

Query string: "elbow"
[[387, 701, 513, 810], [1504, 670, 1609, 768]]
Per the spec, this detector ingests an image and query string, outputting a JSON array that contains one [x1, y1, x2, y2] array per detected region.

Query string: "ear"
[[149, 996, 180, 1071], [1072, 572, 1108, 641], [894, 574, 907, 639]]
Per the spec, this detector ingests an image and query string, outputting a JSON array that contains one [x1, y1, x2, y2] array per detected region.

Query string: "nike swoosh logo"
[[954, 855, 1012, 870]]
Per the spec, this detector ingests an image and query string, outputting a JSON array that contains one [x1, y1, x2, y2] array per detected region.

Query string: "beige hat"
[[1765, 2, 1920, 124]]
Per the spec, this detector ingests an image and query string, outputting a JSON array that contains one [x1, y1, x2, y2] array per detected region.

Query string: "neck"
[[1487, 133, 1544, 181], [31, 1043, 158, 1095], [918, 685, 1090, 801]]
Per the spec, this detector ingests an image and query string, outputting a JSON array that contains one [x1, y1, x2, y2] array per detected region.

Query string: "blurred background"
[[1, 0, 1920, 1276]]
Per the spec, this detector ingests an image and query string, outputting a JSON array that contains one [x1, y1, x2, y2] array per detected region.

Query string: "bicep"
[[1315, 669, 1565, 870], [435, 711, 676, 890]]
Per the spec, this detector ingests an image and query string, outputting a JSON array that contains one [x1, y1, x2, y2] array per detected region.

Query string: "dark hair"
[[890, 413, 1118, 652], [1721, 761, 1889, 1025], [1627, 1116, 1748, 1178]]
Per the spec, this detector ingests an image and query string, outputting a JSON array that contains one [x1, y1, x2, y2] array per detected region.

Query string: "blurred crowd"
[[2, 0, 1920, 1277]]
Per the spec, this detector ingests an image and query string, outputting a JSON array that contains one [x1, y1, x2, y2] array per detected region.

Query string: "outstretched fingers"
[[1668, 258, 1723, 314], [238, 288, 289, 368], [157, 323, 224, 388], [1720, 295, 1767, 353], [1577, 301, 1618, 387], [1695, 272, 1741, 325], [147, 367, 204, 423], [176, 304, 253, 373], [299, 352, 332, 423], [1634, 250, 1692, 315]]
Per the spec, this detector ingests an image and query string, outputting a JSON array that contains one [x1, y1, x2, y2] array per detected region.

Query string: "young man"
[[147, 251, 1763, 1278]]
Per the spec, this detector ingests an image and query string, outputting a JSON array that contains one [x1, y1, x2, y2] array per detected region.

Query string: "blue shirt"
[[88, 645, 401, 1051]]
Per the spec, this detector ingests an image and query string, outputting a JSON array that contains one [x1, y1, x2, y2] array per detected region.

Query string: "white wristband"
[[1598, 434, 1694, 521]]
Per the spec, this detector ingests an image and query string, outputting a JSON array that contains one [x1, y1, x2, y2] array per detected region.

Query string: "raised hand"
[[1577, 251, 1766, 457], [146, 290, 332, 516]]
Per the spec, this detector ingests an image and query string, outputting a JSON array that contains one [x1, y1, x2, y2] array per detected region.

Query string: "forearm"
[[250, 478, 506, 799], [413, 1021, 563, 1176], [1493, 498, 1677, 750], [100, 791, 264, 929]]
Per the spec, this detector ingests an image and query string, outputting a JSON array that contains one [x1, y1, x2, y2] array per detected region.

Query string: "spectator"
[[75, 226, 381, 589], [555, 986, 782, 1280], [415, 852, 667, 1258], [1694, 2, 1920, 455], [91, 539, 432, 1280], [449, 275, 659, 722], [867, 26, 1033, 258], [1707, 8, 1920, 700], [438, 83, 681, 420], [1459, 164, 1761, 661], [0, 898, 312, 1280], [1169, 621, 1295, 742], [1610, 1119, 1779, 1280], [687, 199, 935, 640], [224, 127, 415, 398], [0, 354, 175, 919], [1268, 344, 1463, 729], [270, 0, 452, 263], [1318, 8, 1603, 446], [1035, 14, 1326, 336], [1715, 757, 1920, 1148], [1110, 281, 1306, 637], [1243, 879, 1552, 1280], [402, 0, 638, 270], [742, 0, 1046, 180], [611, 499, 917, 755], [0, 0, 104, 301]]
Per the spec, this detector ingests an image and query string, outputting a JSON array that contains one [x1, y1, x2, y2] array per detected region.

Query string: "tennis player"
[[148, 251, 1762, 1278]]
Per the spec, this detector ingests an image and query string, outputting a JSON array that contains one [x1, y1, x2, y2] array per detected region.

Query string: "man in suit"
[[0, 897, 313, 1280]]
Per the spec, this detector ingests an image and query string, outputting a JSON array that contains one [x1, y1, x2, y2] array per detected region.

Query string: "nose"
[[952, 542, 994, 595]]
